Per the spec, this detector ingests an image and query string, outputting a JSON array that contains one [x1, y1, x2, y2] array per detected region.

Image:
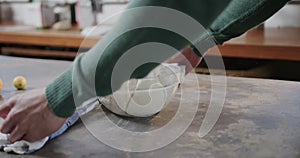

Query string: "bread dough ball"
[[100, 64, 185, 117]]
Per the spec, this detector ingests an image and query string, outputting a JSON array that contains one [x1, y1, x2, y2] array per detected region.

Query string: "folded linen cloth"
[[0, 98, 98, 155]]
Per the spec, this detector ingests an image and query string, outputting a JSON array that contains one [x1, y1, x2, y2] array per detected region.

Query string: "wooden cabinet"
[[0, 24, 299, 61]]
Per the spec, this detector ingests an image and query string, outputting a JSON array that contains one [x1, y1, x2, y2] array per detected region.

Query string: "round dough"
[[100, 64, 185, 117]]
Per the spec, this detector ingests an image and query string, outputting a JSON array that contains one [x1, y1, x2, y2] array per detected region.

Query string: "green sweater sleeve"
[[209, 0, 290, 45], [46, 0, 288, 118]]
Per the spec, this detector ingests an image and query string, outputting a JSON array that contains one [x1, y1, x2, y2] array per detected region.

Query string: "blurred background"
[[0, 0, 299, 81]]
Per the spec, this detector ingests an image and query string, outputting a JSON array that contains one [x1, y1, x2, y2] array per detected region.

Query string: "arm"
[[168, 0, 290, 75], [46, 0, 232, 118]]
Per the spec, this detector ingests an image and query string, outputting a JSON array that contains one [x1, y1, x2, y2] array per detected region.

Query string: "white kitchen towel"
[[0, 98, 98, 155]]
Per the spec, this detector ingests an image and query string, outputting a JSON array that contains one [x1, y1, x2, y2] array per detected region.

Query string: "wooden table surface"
[[0, 56, 299, 158]]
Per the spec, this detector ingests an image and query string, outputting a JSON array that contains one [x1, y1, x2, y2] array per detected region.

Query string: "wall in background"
[[265, 3, 300, 28], [1, 1, 299, 28], [96, 3, 126, 25]]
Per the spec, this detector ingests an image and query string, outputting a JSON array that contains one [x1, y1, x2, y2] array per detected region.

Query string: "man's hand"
[[166, 47, 202, 74], [0, 89, 66, 143]]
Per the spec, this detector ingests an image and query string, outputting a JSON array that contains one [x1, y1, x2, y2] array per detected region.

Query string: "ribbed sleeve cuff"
[[46, 69, 76, 118], [191, 30, 217, 57]]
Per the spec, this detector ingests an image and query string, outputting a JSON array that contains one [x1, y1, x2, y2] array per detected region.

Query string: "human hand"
[[0, 89, 66, 143], [165, 47, 203, 74]]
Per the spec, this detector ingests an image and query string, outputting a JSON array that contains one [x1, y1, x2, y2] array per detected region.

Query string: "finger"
[[0, 107, 10, 119], [1, 120, 16, 134], [9, 125, 26, 143], [0, 111, 21, 134], [0, 98, 16, 119], [22, 132, 43, 143]]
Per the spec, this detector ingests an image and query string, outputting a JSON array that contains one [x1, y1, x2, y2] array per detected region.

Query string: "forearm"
[[46, 67, 75, 118]]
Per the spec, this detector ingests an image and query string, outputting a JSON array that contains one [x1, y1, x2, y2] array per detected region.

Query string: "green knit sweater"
[[46, 0, 289, 118]]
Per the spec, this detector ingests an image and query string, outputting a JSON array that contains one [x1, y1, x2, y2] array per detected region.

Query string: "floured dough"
[[100, 64, 185, 117]]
